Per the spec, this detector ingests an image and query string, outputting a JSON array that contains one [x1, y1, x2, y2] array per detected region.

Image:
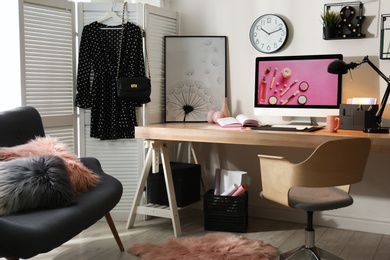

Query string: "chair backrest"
[[0, 106, 45, 147], [292, 138, 371, 188], [258, 138, 371, 207]]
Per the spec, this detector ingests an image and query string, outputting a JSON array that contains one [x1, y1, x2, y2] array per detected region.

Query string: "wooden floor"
[[25, 208, 390, 260]]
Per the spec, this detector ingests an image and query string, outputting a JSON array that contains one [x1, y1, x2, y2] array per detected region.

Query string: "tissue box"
[[203, 189, 248, 233], [147, 162, 201, 207], [339, 104, 378, 130]]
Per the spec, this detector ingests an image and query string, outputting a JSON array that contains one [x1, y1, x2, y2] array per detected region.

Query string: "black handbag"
[[116, 2, 151, 102], [116, 77, 151, 101]]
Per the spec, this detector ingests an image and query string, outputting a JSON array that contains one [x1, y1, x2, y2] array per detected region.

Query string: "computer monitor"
[[254, 54, 343, 125]]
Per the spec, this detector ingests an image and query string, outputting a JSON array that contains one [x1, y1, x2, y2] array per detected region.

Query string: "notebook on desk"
[[251, 125, 324, 132]]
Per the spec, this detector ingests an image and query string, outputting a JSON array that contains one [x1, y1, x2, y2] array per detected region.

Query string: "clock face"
[[249, 14, 289, 53]]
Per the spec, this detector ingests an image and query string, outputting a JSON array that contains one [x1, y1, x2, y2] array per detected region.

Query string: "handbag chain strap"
[[116, 2, 150, 80]]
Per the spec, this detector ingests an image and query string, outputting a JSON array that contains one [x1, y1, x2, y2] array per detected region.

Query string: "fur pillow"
[[0, 155, 76, 216], [0, 136, 100, 193]]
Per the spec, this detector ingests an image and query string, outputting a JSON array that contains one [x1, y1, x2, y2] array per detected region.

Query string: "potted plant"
[[321, 10, 340, 39]]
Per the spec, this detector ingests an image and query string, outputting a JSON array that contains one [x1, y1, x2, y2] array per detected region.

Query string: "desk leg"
[[160, 143, 182, 237], [126, 141, 182, 237], [190, 142, 210, 192], [126, 143, 153, 229]]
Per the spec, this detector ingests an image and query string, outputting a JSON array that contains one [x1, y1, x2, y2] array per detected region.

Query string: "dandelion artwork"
[[165, 36, 227, 122]]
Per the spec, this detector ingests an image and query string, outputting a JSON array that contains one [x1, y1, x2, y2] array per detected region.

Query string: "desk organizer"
[[147, 162, 201, 207], [339, 104, 378, 130], [203, 189, 248, 233]]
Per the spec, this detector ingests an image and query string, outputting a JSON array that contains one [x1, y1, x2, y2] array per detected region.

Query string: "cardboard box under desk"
[[339, 104, 378, 130], [147, 162, 201, 207]]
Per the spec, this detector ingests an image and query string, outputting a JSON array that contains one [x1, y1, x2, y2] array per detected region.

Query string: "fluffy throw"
[[0, 136, 100, 193], [0, 155, 76, 216], [128, 232, 278, 260]]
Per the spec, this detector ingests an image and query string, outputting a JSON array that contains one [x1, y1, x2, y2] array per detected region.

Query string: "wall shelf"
[[323, 1, 365, 40]]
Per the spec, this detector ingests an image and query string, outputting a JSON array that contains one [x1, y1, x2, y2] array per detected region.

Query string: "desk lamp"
[[328, 56, 390, 133]]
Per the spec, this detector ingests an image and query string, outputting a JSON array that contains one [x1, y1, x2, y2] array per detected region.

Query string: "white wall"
[[0, 0, 21, 111], [170, 0, 390, 235]]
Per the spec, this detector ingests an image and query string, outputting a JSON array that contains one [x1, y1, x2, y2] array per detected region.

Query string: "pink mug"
[[326, 115, 340, 133]]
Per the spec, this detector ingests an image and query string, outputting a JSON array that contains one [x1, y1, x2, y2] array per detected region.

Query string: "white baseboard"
[[250, 204, 390, 235], [105, 204, 390, 236]]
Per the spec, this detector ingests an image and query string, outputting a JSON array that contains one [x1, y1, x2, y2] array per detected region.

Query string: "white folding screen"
[[77, 2, 178, 220], [19, 0, 179, 220], [20, 0, 179, 220], [19, 0, 77, 151], [144, 4, 179, 124]]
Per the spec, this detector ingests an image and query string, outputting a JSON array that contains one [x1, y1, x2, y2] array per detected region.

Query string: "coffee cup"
[[326, 115, 340, 133]]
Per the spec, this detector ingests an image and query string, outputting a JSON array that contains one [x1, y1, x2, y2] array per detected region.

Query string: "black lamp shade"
[[328, 60, 349, 74]]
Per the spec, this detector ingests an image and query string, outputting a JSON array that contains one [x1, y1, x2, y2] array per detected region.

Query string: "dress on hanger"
[[75, 21, 150, 140]]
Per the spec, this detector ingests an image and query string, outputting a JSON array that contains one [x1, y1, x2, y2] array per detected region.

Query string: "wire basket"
[[203, 189, 248, 233]]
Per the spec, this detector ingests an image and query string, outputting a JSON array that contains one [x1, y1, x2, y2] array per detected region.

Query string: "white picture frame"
[[164, 36, 227, 122]]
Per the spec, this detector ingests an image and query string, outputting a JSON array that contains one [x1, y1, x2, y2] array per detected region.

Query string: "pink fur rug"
[[128, 232, 278, 260]]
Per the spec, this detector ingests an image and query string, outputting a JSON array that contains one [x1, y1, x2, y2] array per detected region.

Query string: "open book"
[[216, 114, 260, 127]]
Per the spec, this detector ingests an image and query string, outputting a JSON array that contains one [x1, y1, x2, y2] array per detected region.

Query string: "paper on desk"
[[203, 125, 250, 130], [217, 169, 247, 195], [347, 97, 377, 105]]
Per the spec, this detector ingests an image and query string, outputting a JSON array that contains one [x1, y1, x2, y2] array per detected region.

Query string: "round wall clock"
[[249, 14, 289, 53]]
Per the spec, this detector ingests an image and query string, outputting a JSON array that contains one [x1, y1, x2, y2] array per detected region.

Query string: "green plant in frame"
[[321, 10, 340, 27]]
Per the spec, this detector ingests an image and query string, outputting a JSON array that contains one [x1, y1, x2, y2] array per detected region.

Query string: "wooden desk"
[[133, 123, 390, 152], [126, 123, 390, 236]]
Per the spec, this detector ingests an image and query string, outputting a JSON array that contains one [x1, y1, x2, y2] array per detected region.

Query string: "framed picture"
[[164, 36, 227, 122]]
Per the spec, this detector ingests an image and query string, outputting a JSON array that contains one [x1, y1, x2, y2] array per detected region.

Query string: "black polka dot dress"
[[75, 21, 150, 140]]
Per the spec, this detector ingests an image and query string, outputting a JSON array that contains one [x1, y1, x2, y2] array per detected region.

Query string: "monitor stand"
[[289, 117, 320, 126]]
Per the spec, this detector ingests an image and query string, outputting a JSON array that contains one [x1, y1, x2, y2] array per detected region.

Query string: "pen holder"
[[339, 104, 378, 130]]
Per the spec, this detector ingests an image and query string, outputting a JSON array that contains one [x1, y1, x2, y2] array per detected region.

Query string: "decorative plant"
[[321, 10, 340, 27]]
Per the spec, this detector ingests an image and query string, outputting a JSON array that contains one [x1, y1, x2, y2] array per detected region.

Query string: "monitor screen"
[[254, 54, 343, 124]]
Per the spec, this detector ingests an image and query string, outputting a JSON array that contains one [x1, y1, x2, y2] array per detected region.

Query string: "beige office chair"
[[258, 138, 371, 260]]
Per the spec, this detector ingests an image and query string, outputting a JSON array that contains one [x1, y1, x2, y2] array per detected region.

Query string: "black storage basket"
[[203, 189, 248, 233], [147, 162, 201, 207]]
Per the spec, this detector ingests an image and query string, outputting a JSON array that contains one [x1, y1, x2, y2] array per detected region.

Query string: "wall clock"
[[249, 14, 289, 53]]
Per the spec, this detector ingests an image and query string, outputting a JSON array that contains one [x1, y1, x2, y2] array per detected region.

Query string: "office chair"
[[258, 138, 371, 260]]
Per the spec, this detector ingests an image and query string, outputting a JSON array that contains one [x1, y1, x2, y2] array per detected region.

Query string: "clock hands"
[[260, 27, 270, 35], [269, 27, 282, 35], [268, 22, 284, 35], [260, 25, 282, 35]]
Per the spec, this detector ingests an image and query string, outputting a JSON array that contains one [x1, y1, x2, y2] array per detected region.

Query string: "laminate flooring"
[[26, 208, 390, 260]]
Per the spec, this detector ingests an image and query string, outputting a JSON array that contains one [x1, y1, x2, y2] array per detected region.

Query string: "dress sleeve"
[[75, 25, 93, 108]]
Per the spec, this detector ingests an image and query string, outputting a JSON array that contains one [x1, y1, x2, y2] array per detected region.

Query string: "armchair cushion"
[[0, 106, 124, 259], [0, 157, 123, 259], [0, 155, 76, 216], [0, 136, 100, 193]]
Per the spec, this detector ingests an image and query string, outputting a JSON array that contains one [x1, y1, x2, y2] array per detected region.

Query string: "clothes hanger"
[[98, 3, 122, 28], [98, 11, 121, 24]]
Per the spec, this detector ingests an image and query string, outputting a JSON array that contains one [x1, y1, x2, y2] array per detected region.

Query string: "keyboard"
[[251, 125, 324, 132], [271, 124, 317, 130]]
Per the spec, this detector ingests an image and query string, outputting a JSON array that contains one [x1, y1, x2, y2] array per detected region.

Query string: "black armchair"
[[0, 106, 124, 259]]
